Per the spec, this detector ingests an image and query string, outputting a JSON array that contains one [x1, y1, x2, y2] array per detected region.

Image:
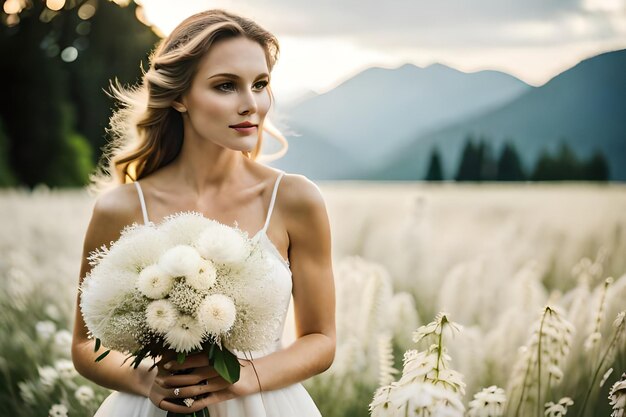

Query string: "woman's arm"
[[158, 174, 336, 413], [71, 186, 157, 398]]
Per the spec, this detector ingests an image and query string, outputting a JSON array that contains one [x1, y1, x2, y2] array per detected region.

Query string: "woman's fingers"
[[164, 378, 231, 399], [156, 366, 221, 388], [159, 388, 237, 413], [163, 352, 210, 371]]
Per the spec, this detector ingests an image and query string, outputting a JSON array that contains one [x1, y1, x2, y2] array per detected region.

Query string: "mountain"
[[376, 48, 626, 181], [272, 63, 531, 178]]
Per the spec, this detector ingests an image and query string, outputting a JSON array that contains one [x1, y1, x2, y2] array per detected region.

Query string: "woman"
[[71, 9, 336, 417]]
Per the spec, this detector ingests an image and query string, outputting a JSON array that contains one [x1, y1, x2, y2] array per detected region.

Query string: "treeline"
[[0, 1, 158, 188], [425, 135, 610, 182]]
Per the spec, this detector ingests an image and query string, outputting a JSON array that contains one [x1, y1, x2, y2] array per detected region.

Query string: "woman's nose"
[[238, 89, 258, 115]]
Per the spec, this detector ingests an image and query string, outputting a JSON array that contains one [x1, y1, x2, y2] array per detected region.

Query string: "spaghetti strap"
[[261, 171, 285, 233], [133, 181, 150, 225]]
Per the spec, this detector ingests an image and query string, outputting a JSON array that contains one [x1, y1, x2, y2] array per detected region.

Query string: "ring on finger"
[[183, 398, 195, 408], [173, 388, 180, 397]]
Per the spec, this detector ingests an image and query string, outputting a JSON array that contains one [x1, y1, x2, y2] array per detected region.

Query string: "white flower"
[[390, 382, 464, 417], [468, 385, 506, 417], [48, 403, 68, 417], [55, 359, 78, 380], [544, 397, 574, 417], [45, 304, 62, 320], [609, 373, 626, 417], [197, 294, 237, 336], [164, 315, 205, 353], [39, 366, 58, 390], [195, 223, 249, 264], [53, 329, 73, 356], [75, 385, 95, 406], [136, 264, 174, 299], [159, 245, 202, 278], [370, 384, 396, 417], [18, 381, 36, 404], [185, 258, 217, 291], [145, 300, 178, 334], [602, 368, 615, 387], [36, 320, 57, 340]]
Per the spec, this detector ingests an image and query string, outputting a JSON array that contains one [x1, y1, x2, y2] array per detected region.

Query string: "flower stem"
[[577, 318, 624, 417]]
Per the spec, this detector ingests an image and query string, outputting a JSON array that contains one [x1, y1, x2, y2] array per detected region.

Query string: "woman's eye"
[[216, 82, 235, 92], [253, 80, 269, 90]]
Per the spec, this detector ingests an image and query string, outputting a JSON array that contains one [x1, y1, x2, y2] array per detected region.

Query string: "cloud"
[[243, 0, 626, 50]]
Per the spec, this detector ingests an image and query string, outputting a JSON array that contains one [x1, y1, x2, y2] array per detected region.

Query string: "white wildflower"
[[185, 258, 217, 291], [53, 329, 73, 356], [412, 312, 462, 345], [195, 222, 249, 264], [391, 382, 465, 417], [145, 299, 178, 334], [48, 403, 68, 417], [197, 294, 237, 336], [136, 264, 174, 299], [164, 315, 205, 353], [369, 384, 396, 417], [36, 320, 57, 340], [609, 373, 626, 417], [45, 304, 62, 320], [18, 381, 36, 404], [468, 385, 506, 417], [158, 245, 202, 278], [55, 359, 78, 380], [74, 385, 95, 406], [602, 368, 615, 387], [377, 334, 398, 387], [544, 397, 574, 417], [39, 366, 58, 390]]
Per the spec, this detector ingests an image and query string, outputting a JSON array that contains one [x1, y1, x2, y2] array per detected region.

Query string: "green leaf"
[[208, 344, 216, 362], [94, 338, 101, 352], [95, 349, 111, 362], [177, 352, 186, 364], [213, 347, 240, 384]]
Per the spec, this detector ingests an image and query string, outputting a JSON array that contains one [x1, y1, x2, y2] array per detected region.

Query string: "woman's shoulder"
[[91, 182, 142, 228], [278, 172, 327, 220]]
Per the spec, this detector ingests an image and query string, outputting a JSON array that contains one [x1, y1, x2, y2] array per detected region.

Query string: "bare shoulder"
[[279, 173, 326, 215], [85, 183, 143, 252], [277, 173, 329, 236]]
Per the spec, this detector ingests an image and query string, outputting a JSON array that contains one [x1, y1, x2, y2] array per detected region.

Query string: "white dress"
[[93, 171, 322, 417]]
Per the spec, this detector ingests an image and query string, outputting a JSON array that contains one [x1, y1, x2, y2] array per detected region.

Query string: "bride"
[[71, 9, 336, 416]]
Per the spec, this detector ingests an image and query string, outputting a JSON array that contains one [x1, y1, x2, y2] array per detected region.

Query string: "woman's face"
[[177, 36, 271, 152]]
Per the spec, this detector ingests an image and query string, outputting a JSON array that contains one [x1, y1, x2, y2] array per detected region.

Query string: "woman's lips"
[[230, 126, 257, 134]]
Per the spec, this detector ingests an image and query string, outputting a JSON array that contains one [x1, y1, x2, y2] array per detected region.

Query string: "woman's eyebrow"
[[207, 72, 270, 80]]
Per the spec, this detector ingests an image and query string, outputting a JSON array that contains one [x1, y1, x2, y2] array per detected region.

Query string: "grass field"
[[1, 182, 624, 417]]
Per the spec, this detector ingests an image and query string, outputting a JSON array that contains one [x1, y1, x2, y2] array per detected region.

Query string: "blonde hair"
[[88, 9, 287, 195]]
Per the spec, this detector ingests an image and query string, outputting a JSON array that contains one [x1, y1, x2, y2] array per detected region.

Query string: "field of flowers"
[[1, 182, 625, 417]]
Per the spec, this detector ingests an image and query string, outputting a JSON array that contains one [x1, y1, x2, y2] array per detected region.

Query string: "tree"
[[0, 0, 158, 187], [583, 149, 610, 181], [496, 141, 526, 181], [0, 118, 18, 187], [454, 135, 481, 181], [424, 147, 444, 181]]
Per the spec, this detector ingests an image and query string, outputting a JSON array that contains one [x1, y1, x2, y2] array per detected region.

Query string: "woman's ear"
[[172, 99, 187, 113]]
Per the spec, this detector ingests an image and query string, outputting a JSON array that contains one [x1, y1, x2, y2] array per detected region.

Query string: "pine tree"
[[583, 149, 610, 181], [424, 147, 444, 181], [455, 135, 481, 181], [497, 141, 526, 181]]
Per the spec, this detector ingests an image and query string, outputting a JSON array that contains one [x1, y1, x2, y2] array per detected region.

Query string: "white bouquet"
[[80, 212, 282, 397]]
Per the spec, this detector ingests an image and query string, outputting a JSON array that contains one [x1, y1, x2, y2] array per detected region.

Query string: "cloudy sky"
[[139, 0, 626, 100]]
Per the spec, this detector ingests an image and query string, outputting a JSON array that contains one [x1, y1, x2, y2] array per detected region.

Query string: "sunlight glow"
[[46, 0, 66, 12]]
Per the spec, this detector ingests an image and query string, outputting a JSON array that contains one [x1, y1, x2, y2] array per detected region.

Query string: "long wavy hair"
[[88, 9, 287, 195]]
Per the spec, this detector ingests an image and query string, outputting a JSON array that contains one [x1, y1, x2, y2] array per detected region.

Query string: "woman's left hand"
[[155, 351, 260, 413]]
